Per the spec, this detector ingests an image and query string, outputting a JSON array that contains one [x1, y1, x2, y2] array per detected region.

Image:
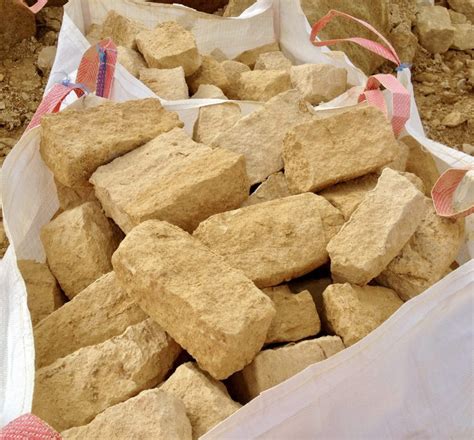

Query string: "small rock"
[[389, 22, 418, 64], [237, 70, 291, 102], [193, 102, 241, 144], [448, 0, 474, 22], [242, 172, 290, 207], [192, 84, 227, 99], [451, 23, 474, 50], [37, 46, 57, 74], [448, 9, 468, 23], [85, 23, 103, 46], [102, 10, 146, 50], [0, 102, 5, 110], [117, 46, 147, 78], [442, 110, 467, 127], [221, 59, 251, 99], [234, 42, 280, 68], [139, 66, 189, 100], [0, 74, 4, 82], [187, 55, 229, 95], [415, 6, 455, 53], [462, 143, 474, 155], [254, 51, 293, 71]]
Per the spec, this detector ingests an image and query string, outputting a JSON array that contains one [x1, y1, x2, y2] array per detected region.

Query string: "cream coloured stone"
[[33, 319, 181, 432], [211, 90, 314, 185], [55, 180, 98, 211], [290, 64, 347, 105], [40, 202, 123, 299], [254, 51, 292, 71], [242, 172, 290, 207], [136, 21, 201, 75], [102, 10, 147, 49], [90, 128, 249, 233], [210, 48, 228, 62], [263, 285, 320, 344], [193, 102, 241, 145], [17, 260, 63, 326], [194, 193, 344, 288], [221, 59, 250, 99], [377, 199, 465, 300], [451, 23, 474, 50], [282, 105, 398, 193], [230, 336, 344, 402], [161, 363, 241, 439], [187, 55, 229, 95], [234, 42, 280, 68], [40, 98, 182, 187], [112, 220, 275, 380], [61, 389, 192, 440], [327, 169, 427, 285], [322, 283, 403, 347], [389, 22, 418, 64], [448, 0, 474, 22], [416, 6, 455, 54], [380, 140, 409, 172], [117, 46, 147, 77], [85, 23, 103, 46], [34, 272, 147, 369], [139, 66, 189, 100], [237, 70, 291, 102], [449, 9, 468, 24], [191, 84, 228, 99]]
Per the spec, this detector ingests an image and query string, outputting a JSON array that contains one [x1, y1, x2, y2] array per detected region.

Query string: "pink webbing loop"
[[431, 168, 474, 219], [310, 9, 401, 66], [22, 0, 48, 14], [0, 413, 62, 440]]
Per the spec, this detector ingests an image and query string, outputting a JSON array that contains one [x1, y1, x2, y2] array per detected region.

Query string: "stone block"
[[236, 70, 291, 102], [282, 105, 398, 193], [34, 272, 147, 368], [221, 60, 250, 99], [90, 128, 249, 233], [193, 103, 241, 145], [449, 9, 468, 24], [451, 23, 474, 50], [139, 67, 189, 100], [380, 140, 409, 172], [416, 6, 455, 54], [40, 98, 183, 187], [112, 220, 275, 380], [40, 202, 123, 299], [194, 193, 344, 288], [102, 10, 147, 49], [389, 23, 418, 64], [55, 180, 98, 211], [191, 84, 227, 99], [85, 24, 103, 46], [254, 51, 293, 71], [117, 46, 147, 77], [448, 0, 474, 22], [33, 319, 181, 432], [322, 283, 403, 346], [327, 169, 427, 285], [136, 21, 201, 75], [234, 42, 280, 68], [187, 55, 229, 95], [241, 172, 290, 207], [161, 363, 241, 439]]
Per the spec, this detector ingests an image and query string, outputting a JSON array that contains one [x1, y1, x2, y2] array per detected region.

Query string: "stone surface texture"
[[117, 46, 147, 77], [112, 220, 275, 380], [102, 11, 147, 49], [193, 103, 241, 145], [55, 180, 98, 211], [187, 55, 229, 95], [191, 84, 228, 99], [254, 51, 293, 71], [221, 60, 251, 99], [139, 66, 189, 100], [40, 202, 123, 299], [237, 70, 292, 102], [90, 128, 249, 233], [451, 23, 474, 50], [241, 172, 290, 207], [234, 42, 280, 68], [448, 0, 474, 21], [33, 319, 181, 432], [0, 0, 36, 53], [416, 6, 455, 54]]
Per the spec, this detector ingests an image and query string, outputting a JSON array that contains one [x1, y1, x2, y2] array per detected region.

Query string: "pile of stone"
[[19, 42, 465, 437]]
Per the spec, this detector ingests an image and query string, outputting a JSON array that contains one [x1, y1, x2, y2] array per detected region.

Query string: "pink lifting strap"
[[21, 0, 48, 14]]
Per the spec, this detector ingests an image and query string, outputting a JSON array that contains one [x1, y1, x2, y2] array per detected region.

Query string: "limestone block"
[[55, 180, 97, 211], [139, 66, 189, 100], [290, 64, 347, 105], [230, 336, 344, 402], [136, 21, 201, 75], [237, 70, 291, 102], [40, 98, 182, 187], [102, 11, 147, 49], [282, 106, 398, 193], [112, 220, 275, 380], [449, 9, 468, 24], [234, 42, 280, 68], [322, 283, 403, 347], [34, 272, 147, 369], [191, 84, 227, 99], [40, 202, 123, 299], [377, 199, 465, 300], [451, 23, 474, 50], [193, 193, 344, 288], [62, 389, 191, 440], [193, 103, 241, 145], [241, 172, 290, 207], [210, 48, 228, 61], [263, 285, 320, 344], [327, 169, 427, 285], [415, 6, 455, 54], [211, 90, 314, 185], [33, 319, 181, 432], [90, 128, 248, 233], [187, 55, 229, 95], [380, 140, 409, 172], [117, 46, 146, 77], [389, 22, 418, 64], [221, 60, 250, 99], [17, 260, 63, 326], [85, 24, 103, 46], [161, 363, 241, 439], [448, 0, 474, 22], [254, 51, 292, 71]]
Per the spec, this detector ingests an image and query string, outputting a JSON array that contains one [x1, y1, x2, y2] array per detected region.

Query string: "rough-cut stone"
[[224, 0, 256, 17], [34, 272, 147, 369], [210, 48, 228, 62], [237, 70, 291, 102], [254, 51, 293, 71], [36, 46, 57, 74], [242, 172, 290, 207], [187, 55, 229, 95], [0, 0, 36, 54], [161, 363, 241, 439], [85, 23, 103, 46], [283, 106, 398, 193], [449, 9, 468, 24], [61, 389, 192, 440], [136, 21, 201, 75], [40, 202, 123, 299], [117, 46, 147, 77], [234, 42, 280, 68], [139, 66, 189, 100], [230, 336, 344, 402], [415, 6, 455, 54], [322, 283, 403, 347], [40, 99, 182, 187], [221, 60, 250, 99], [191, 84, 227, 99], [451, 23, 474, 50], [380, 140, 410, 172], [389, 22, 418, 64], [55, 180, 98, 211], [17, 260, 63, 326], [211, 90, 314, 185], [193, 103, 241, 145], [102, 10, 146, 49], [377, 199, 464, 300], [90, 128, 248, 233], [33, 319, 181, 432], [448, 0, 474, 22], [327, 169, 427, 285], [290, 64, 347, 105], [263, 285, 320, 344], [194, 193, 344, 288], [112, 220, 275, 380]]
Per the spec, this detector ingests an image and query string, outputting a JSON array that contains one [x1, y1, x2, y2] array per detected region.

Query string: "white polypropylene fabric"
[[1, 0, 473, 434]]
